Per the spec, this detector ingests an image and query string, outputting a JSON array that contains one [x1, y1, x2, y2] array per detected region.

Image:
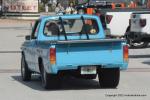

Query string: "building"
[[2, 0, 39, 13]]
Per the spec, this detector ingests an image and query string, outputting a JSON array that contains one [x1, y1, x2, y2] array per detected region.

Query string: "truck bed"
[[42, 39, 127, 73]]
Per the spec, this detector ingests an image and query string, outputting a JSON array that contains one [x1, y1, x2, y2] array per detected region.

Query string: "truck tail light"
[[50, 48, 56, 64], [140, 19, 146, 27], [123, 45, 128, 62], [106, 15, 113, 24]]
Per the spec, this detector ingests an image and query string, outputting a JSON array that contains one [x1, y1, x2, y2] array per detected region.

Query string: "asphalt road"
[[0, 19, 150, 100]]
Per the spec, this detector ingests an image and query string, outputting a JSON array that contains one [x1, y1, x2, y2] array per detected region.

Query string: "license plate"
[[81, 66, 96, 75]]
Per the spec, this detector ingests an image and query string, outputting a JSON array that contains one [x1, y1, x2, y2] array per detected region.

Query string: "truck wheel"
[[41, 64, 61, 89], [125, 30, 149, 48], [98, 68, 120, 88], [21, 55, 31, 81], [130, 42, 149, 48]]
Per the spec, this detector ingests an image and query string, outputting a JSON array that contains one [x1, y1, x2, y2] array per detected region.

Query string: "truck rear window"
[[44, 18, 99, 36]]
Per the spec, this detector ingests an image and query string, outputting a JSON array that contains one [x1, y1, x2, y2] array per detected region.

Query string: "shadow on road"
[[0, 27, 30, 30], [129, 55, 150, 59], [125, 68, 150, 72], [11, 75, 106, 91], [12, 75, 44, 91], [142, 61, 150, 65], [0, 51, 21, 53]]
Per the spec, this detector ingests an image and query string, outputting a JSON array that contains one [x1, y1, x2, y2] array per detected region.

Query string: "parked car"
[[21, 14, 128, 89], [126, 11, 150, 48]]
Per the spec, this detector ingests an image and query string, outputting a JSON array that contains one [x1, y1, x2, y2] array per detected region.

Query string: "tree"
[[41, 0, 49, 5], [41, 0, 50, 12]]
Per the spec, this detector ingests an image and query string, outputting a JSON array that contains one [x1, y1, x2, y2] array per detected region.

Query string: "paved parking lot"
[[0, 19, 150, 100]]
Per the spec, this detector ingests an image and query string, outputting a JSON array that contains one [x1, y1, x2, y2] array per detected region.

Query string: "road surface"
[[0, 19, 150, 100]]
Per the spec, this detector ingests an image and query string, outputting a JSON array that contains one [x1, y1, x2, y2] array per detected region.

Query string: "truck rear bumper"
[[48, 62, 128, 74]]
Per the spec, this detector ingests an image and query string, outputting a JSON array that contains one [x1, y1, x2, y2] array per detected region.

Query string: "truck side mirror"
[[25, 35, 31, 40]]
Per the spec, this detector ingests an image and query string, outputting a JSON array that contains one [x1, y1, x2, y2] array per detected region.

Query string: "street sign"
[[2, 0, 38, 13]]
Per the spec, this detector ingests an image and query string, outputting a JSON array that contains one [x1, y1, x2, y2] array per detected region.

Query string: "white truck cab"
[[106, 11, 132, 37]]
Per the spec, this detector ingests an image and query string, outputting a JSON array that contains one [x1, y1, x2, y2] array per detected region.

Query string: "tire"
[[40, 63, 61, 89], [21, 54, 31, 81], [130, 42, 149, 48], [98, 68, 120, 88], [125, 30, 149, 48]]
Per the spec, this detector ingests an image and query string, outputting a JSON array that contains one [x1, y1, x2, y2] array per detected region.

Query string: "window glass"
[[31, 21, 40, 39], [44, 18, 99, 36]]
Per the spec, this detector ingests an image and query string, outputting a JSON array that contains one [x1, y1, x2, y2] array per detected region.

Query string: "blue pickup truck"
[[21, 14, 128, 89]]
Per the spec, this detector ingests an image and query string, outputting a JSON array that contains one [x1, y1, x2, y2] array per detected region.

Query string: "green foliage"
[[39, 3, 45, 12], [48, 4, 55, 12], [38, 3, 55, 12], [41, 0, 49, 4]]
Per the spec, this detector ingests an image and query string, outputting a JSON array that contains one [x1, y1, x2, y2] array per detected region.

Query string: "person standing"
[[45, 4, 49, 13], [65, 2, 77, 14], [55, 2, 64, 15], [128, 0, 137, 8], [147, 0, 150, 8], [0, 4, 2, 17]]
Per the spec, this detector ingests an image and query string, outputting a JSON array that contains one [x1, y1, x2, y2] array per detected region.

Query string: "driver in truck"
[[45, 22, 60, 36]]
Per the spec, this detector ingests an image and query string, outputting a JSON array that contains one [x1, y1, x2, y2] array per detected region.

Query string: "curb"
[[0, 12, 55, 20]]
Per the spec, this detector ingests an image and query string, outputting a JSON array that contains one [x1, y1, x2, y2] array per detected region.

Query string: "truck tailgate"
[[54, 39, 125, 68]]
